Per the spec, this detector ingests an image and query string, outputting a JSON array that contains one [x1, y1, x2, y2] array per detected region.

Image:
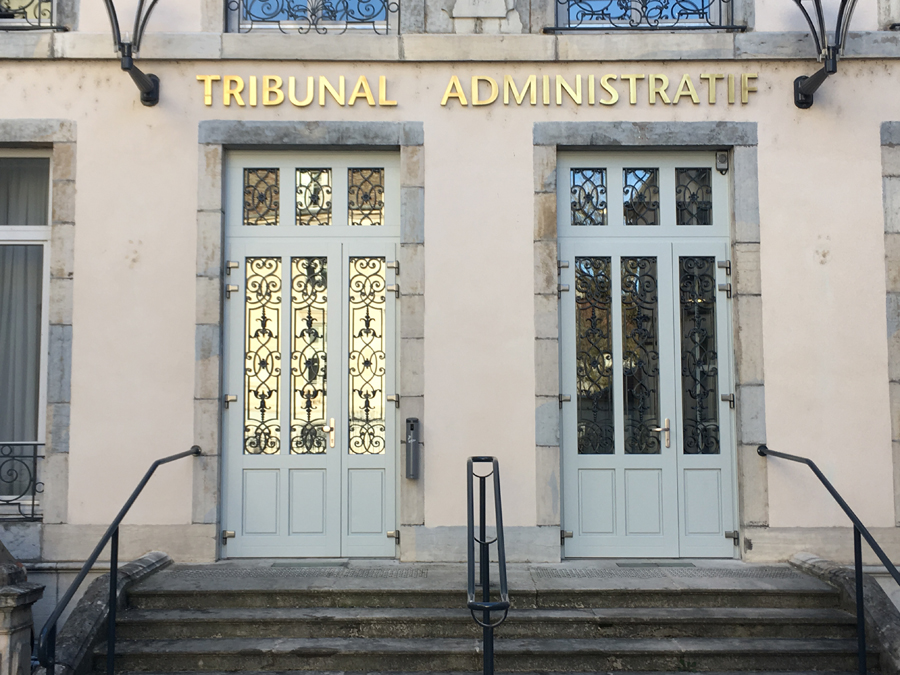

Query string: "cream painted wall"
[[0, 59, 895, 534], [755, 0, 878, 33], [77, 0, 202, 35]]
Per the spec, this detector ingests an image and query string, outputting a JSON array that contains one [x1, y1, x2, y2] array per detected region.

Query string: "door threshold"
[[271, 560, 349, 568], [616, 561, 695, 568]]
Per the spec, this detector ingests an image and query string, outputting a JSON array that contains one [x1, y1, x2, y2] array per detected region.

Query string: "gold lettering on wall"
[[196, 72, 760, 108]]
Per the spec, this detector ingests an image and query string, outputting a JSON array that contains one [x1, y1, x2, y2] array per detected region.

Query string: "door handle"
[[651, 418, 671, 448], [321, 418, 335, 448]]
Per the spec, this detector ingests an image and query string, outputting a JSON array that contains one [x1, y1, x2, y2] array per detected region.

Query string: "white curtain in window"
[[0, 245, 42, 443], [0, 159, 50, 226]]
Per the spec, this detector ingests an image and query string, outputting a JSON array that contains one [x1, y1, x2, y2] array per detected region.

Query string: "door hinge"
[[717, 260, 731, 276], [721, 393, 735, 409], [561, 530, 573, 544], [387, 394, 400, 408], [558, 260, 570, 270], [225, 284, 240, 299], [221, 530, 235, 545], [387, 260, 400, 275], [387, 530, 400, 542], [718, 282, 732, 298], [559, 394, 571, 408], [223, 395, 237, 409], [725, 530, 739, 545], [558, 284, 570, 298], [226, 261, 240, 275], [387, 284, 400, 298]]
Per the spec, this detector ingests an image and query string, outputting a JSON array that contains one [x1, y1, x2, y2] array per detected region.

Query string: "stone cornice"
[[1, 30, 900, 61]]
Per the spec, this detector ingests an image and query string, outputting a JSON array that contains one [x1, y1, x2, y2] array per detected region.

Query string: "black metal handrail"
[[467, 457, 509, 675], [758, 444, 900, 675], [37, 445, 201, 675]]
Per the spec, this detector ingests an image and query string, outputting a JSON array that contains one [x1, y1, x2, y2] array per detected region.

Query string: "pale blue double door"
[[558, 152, 738, 558], [222, 152, 400, 558]]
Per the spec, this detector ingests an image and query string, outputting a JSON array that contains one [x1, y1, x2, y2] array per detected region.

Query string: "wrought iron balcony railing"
[[0, 442, 43, 521], [226, 0, 399, 35], [547, 0, 744, 32], [0, 0, 57, 29]]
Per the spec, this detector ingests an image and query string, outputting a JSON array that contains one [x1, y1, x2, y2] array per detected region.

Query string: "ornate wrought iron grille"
[[623, 169, 660, 226], [575, 258, 615, 454], [0, 443, 43, 521], [0, 0, 53, 28], [244, 169, 280, 227], [296, 170, 332, 227], [676, 168, 713, 226], [348, 169, 385, 227], [553, 0, 734, 30], [245, 257, 282, 455], [571, 169, 607, 227], [621, 257, 661, 455], [679, 257, 720, 454], [348, 257, 386, 455], [291, 258, 328, 454], [227, 0, 399, 35]]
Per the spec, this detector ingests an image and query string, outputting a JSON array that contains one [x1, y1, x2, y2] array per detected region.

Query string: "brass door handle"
[[651, 418, 671, 448], [322, 418, 335, 448]]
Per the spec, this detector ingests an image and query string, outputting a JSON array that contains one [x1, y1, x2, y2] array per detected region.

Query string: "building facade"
[[1, 0, 900, 585]]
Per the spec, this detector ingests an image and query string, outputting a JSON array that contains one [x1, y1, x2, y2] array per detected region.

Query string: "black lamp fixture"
[[102, 0, 161, 106], [792, 0, 859, 108]]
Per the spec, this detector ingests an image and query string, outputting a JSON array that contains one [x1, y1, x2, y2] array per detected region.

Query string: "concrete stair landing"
[[95, 560, 874, 674]]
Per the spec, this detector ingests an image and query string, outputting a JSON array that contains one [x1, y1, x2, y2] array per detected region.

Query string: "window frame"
[[0, 148, 53, 446]]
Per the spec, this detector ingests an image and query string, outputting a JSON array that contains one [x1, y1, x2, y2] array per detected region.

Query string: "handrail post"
[[47, 623, 56, 675], [107, 526, 119, 675], [854, 526, 867, 675], [480, 472, 492, 675], [480, 474, 488, 596]]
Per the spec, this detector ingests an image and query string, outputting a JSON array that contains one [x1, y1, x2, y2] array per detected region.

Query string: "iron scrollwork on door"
[[575, 257, 615, 454], [623, 169, 660, 226], [676, 168, 713, 226], [296, 170, 333, 227], [244, 257, 282, 455], [571, 169, 607, 227], [621, 257, 661, 455], [679, 257, 720, 454], [348, 169, 385, 227], [291, 258, 328, 454], [243, 169, 280, 227], [348, 257, 387, 455], [228, 0, 399, 35]]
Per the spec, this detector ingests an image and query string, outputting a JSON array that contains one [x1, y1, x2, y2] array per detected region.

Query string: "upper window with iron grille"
[[225, 0, 399, 34], [0, 0, 56, 28], [552, 0, 736, 31]]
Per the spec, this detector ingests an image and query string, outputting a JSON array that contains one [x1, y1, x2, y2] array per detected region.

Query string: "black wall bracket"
[[102, 0, 161, 107], [791, 0, 859, 109]]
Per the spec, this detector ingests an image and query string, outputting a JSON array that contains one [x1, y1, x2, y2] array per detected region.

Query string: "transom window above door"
[[227, 152, 400, 238], [559, 152, 728, 237]]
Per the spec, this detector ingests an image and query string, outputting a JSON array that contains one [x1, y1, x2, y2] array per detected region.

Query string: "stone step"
[[115, 607, 858, 640], [126, 588, 842, 611], [95, 637, 877, 672], [101, 672, 872, 675]]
